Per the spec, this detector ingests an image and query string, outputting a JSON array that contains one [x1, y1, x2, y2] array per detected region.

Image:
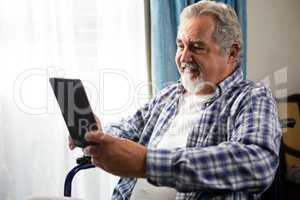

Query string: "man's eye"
[[192, 46, 206, 53], [177, 45, 184, 50]]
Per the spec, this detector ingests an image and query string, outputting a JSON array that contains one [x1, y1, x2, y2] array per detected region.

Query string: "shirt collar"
[[214, 66, 244, 97]]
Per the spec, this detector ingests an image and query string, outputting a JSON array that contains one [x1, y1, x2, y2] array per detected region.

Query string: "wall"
[[247, 0, 300, 97]]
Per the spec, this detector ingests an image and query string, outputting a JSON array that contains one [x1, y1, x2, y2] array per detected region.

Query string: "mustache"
[[181, 63, 201, 71]]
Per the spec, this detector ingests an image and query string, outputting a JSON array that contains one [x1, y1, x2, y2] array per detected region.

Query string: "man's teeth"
[[184, 68, 193, 73], [182, 63, 198, 71], [183, 66, 198, 73]]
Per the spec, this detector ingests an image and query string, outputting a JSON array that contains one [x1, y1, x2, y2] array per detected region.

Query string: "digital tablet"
[[49, 78, 98, 148]]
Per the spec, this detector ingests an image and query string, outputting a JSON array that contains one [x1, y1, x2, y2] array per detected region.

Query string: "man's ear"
[[227, 44, 240, 65]]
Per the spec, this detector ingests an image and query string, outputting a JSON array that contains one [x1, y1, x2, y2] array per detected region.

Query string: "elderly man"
[[70, 1, 282, 199]]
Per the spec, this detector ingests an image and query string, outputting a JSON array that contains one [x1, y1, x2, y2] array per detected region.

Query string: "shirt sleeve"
[[146, 86, 282, 194]]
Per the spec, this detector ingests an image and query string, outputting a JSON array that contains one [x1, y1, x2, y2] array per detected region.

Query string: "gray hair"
[[179, 0, 243, 65]]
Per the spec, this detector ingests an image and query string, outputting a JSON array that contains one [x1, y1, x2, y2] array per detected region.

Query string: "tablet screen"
[[49, 78, 98, 148]]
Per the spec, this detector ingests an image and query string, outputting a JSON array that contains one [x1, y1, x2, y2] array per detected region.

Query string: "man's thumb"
[[94, 114, 103, 132], [85, 131, 104, 143]]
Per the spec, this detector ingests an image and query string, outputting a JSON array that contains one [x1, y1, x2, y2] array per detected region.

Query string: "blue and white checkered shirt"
[[104, 67, 282, 200]]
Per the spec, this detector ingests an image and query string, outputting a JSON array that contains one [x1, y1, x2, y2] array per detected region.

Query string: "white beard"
[[181, 71, 205, 94]]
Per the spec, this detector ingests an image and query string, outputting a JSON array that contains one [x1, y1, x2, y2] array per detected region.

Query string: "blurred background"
[[0, 0, 148, 199]]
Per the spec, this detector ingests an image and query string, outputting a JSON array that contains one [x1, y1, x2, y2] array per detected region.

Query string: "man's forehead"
[[177, 28, 212, 43], [176, 37, 204, 44], [177, 16, 215, 42], [177, 30, 204, 40]]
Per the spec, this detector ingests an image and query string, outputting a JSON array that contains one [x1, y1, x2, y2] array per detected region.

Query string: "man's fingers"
[[83, 146, 105, 169], [69, 142, 76, 150], [68, 135, 76, 150], [85, 131, 104, 143], [94, 114, 100, 124], [93, 114, 103, 132], [83, 145, 101, 156], [91, 157, 107, 170]]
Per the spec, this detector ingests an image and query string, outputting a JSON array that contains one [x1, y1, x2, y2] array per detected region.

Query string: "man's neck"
[[184, 84, 215, 96]]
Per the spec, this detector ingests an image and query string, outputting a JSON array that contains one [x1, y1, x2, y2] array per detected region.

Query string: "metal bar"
[[64, 163, 95, 197]]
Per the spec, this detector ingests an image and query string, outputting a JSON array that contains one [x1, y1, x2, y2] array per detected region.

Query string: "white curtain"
[[0, 0, 149, 199]]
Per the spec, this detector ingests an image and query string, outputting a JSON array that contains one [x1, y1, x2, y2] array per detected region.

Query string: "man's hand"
[[83, 131, 147, 178], [68, 135, 76, 150], [68, 115, 147, 178]]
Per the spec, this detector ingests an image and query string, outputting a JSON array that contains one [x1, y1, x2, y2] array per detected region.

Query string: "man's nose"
[[180, 48, 193, 63]]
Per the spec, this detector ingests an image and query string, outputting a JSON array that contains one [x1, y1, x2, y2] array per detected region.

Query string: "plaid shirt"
[[104, 67, 282, 200]]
